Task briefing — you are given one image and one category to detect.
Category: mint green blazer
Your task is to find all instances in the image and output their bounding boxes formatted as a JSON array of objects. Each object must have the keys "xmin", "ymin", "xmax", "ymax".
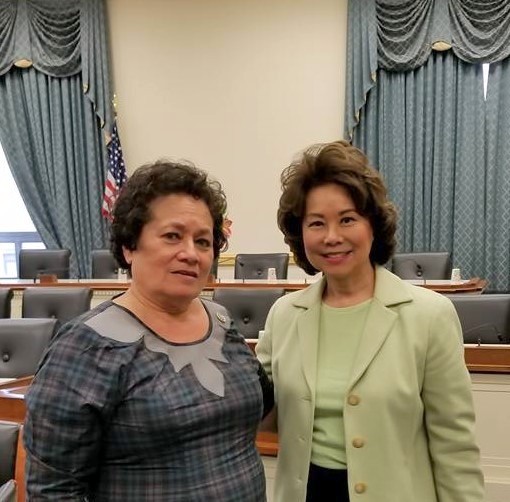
[{"xmin": 256, "ymin": 266, "xmax": 484, "ymax": 502}]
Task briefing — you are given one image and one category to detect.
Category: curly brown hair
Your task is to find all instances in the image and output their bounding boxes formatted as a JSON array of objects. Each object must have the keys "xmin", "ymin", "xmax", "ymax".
[
  {"xmin": 111, "ymin": 160, "xmax": 228, "ymax": 271},
  {"xmin": 278, "ymin": 140, "xmax": 397, "ymax": 275}
]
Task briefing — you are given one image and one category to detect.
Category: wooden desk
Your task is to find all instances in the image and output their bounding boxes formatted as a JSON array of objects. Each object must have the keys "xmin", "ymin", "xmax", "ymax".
[
  {"xmin": 408, "ymin": 277, "xmax": 488, "ymax": 294},
  {"xmin": 464, "ymin": 344, "xmax": 510, "ymax": 373},
  {"xmin": 0, "ymin": 277, "xmax": 488, "ymax": 294}
]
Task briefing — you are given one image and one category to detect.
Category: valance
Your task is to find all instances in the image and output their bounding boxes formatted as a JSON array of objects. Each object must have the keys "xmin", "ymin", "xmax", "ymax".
[
  {"xmin": 345, "ymin": 0, "xmax": 510, "ymax": 138},
  {"xmin": 377, "ymin": 0, "xmax": 510, "ymax": 71},
  {"xmin": 0, "ymin": 0, "xmax": 113, "ymax": 134}
]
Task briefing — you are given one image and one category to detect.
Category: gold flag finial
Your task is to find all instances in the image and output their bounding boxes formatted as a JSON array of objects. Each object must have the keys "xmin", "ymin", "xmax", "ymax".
[{"xmin": 112, "ymin": 94, "xmax": 118, "ymax": 115}]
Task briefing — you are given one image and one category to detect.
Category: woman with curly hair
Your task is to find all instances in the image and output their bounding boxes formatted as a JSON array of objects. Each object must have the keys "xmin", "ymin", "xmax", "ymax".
[{"xmin": 25, "ymin": 160, "xmax": 273, "ymax": 501}]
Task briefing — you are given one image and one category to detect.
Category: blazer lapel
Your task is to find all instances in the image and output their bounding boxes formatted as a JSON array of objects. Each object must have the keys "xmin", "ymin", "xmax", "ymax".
[
  {"xmin": 347, "ymin": 299, "xmax": 397, "ymax": 388},
  {"xmin": 348, "ymin": 267, "xmax": 413, "ymax": 389},
  {"xmin": 294, "ymin": 279, "xmax": 326, "ymax": 397}
]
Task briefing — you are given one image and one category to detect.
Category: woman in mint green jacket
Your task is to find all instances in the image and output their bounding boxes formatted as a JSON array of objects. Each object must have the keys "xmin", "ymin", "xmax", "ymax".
[{"xmin": 256, "ymin": 140, "xmax": 484, "ymax": 502}]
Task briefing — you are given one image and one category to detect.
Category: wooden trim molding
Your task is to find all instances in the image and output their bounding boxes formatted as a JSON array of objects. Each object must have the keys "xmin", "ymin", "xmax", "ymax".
[{"xmin": 464, "ymin": 345, "xmax": 510, "ymax": 373}]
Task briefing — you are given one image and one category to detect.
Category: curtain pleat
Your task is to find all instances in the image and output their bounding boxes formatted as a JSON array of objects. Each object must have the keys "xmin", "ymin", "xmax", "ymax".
[
  {"xmin": 0, "ymin": 68, "xmax": 109, "ymax": 277},
  {"xmin": 482, "ymin": 60, "xmax": 510, "ymax": 292}
]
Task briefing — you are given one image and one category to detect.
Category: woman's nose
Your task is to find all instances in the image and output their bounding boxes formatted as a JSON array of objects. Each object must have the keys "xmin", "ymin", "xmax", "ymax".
[
  {"xmin": 324, "ymin": 225, "xmax": 343, "ymax": 244},
  {"xmin": 177, "ymin": 239, "xmax": 199, "ymax": 262}
]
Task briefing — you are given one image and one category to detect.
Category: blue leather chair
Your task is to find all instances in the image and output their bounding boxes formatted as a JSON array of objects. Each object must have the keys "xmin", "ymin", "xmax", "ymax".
[
  {"xmin": 22, "ymin": 287, "xmax": 92, "ymax": 326},
  {"xmin": 91, "ymin": 249, "xmax": 119, "ymax": 279},
  {"xmin": 446, "ymin": 294, "xmax": 510, "ymax": 344},
  {"xmin": 391, "ymin": 252, "xmax": 452, "ymax": 280},
  {"xmin": 213, "ymin": 288, "xmax": 285, "ymax": 338},
  {"xmin": 0, "ymin": 421, "xmax": 19, "ymax": 502},
  {"xmin": 234, "ymin": 253, "xmax": 289, "ymax": 280},
  {"xmin": 18, "ymin": 249, "xmax": 71, "ymax": 279},
  {"xmin": 0, "ymin": 318, "xmax": 58, "ymax": 378},
  {"xmin": 0, "ymin": 290, "xmax": 13, "ymax": 319}
]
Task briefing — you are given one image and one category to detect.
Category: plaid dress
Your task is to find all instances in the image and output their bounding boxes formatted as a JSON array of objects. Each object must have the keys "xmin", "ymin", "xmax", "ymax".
[{"xmin": 24, "ymin": 300, "xmax": 267, "ymax": 501}]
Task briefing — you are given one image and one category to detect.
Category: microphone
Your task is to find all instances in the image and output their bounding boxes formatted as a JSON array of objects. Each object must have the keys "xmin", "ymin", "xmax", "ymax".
[
  {"xmin": 398, "ymin": 259, "xmax": 424, "ymax": 279},
  {"xmin": 464, "ymin": 324, "xmax": 502, "ymax": 344},
  {"xmin": 237, "ymin": 260, "xmax": 246, "ymax": 282}
]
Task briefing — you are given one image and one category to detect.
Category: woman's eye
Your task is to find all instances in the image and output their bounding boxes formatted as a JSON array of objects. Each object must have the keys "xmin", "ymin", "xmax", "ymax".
[
  {"xmin": 164, "ymin": 232, "xmax": 180, "ymax": 240},
  {"xmin": 196, "ymin": 238, "xmax": 212, "ymax": 248},
  {"xmin": 308, "ymin": 220, "xmax": 323, "ymax": 228},
  {"xmin": 341, "ymin": 216, "xmax": 356, "ymax": 225}
]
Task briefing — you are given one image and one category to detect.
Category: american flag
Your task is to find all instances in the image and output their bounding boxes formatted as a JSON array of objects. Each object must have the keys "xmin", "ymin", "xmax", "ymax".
[{"xmin": 101, "ymin": 121, "xmax": 127, "ymax": 220}]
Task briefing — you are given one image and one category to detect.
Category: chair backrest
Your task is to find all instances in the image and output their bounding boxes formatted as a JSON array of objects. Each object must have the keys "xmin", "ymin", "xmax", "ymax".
[
  {"xmin": 234, "ymin": 253, "xmax": 289, "ymax": 280},
  {"xmin": 212, "ymin": 288, "xmax": 285, "ymax": 338},
  {"xmin": 0, "ymin": 420, "xmax": 19, "ymax": 502},
  {"xmin": 0, "ymin": 290, "xmax": 13, "ymax": 319},
  {"xmin": 391, "ymin": 252, "xmax": 452, "ymax": 280},
  {"xmin": 0, "ymin": 318, "xmax": 58, "ymax": 378},
  {"xmin": 0, "ymin": 479, "xmax": 16, "ymax": 502},
  {"xmin": 22, "ymin": 287, "xmax": 92, "ymax": 325},
  {"xmin": 91, "ymin": 249, "xmax": 119, "ymax": 279},
  {"xmin": 446, "ymin": 294, "xmax": 510, "ymax": 344},
  {"xmin": 0, "ymin": 421, "xmax": 19, "ymax": 487},
  {"xmin": 18, "ymin": 249, "xmax": 71, "ymax": 279}
]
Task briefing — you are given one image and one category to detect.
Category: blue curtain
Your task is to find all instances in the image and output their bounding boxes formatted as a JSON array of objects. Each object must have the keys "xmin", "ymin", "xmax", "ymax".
[
  {"xmin": 353, "ymin": 51, "xmax": 497, "ymax": 286},
  {"xmin": 0, "ymin": 0, "xmax": 115, "ymax": 278},
  {"xmin": 347, "ymin": 0, "xmax": 510, "ymax": 292},
  {"xmin": 0, "ymin": 68, "xmax": 109, "ymax": 278},
  {"xmin": 483, "ymin": 60, "xmax": 510, "ymax": 292}
]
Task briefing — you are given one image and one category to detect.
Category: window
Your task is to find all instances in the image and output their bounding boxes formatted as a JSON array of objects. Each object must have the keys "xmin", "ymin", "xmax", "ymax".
[
  {"xmin": 483, "ymin": 63, "xmax": 490, "ymax": 100},
  {"xmin": 0, "ymin": 143, "xmax": 44, "ymax": 278}
]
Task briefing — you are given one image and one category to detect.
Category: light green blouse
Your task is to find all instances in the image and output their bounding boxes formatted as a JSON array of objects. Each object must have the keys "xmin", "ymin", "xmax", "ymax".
[{"xmin": 311, "ymin": 299, "xmax": 372, "ymax": 469}]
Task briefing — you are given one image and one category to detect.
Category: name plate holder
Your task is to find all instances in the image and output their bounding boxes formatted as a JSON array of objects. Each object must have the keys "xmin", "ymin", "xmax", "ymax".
[{"xmin": 37, "ymin": 274, "xmax": 58, "ymax": 284}]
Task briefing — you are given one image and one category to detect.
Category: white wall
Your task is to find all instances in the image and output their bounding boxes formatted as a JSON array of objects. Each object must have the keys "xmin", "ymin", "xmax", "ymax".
[{"xmin": 106, "ymin": 0, "xmax": 348, "ymax": 254}]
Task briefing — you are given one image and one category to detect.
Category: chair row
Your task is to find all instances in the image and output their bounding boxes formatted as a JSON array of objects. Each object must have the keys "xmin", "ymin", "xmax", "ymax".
[
  {"xmin": 18, "ymin": 249, "xmax": 292, "ymax": 280},
  {"xmin": 3, "ymin": 284, "xmax": 506, "ymax": 346},
  {"xmin": 14, "ymin": 249, "xmax": 470, "ymax": 282},
  {"xmin": 234, "ymin": 251, "xmax": 452, "ymax": 281},
  {"xmin": 0, "ymin": 287, "xmax": 92, "ymax": 326},
  {"xmin": 0, "ymin": 287, "xmax": 282, "ymax": 379},
  {"xmin": 213, "ymin": 288, "xmax": 510, "ymax": 344},
  {"xmin": 0, "ymin": 292, "xmax": 505, "ymax": 379},
  {"xmin": 17, "ymin": 249, "xmax": 120, "ymax": 280},
  {"xmin": 0, "ymin": 284, "xmax": 280, "ymax": 341},
  {"xmin": 2, "ymin": 285, "xmax": 285, "ymax": 378},
  {"xmin": 90, "ymin": 250, "xmax": 291, "ymax": 280}
]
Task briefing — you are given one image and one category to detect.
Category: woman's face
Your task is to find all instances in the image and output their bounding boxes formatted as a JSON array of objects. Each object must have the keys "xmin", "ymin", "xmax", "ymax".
[
  {"xmin": 302, "ymin": 183, "xmax": 374, "ymax": 283},
  {"xmin": 123, "ymin": 193, "xmax": 214, "ymax": 308}
]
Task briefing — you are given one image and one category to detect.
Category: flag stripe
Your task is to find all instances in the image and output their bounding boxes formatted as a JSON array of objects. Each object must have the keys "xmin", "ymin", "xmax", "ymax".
[{"xmin": 102, "ymin": 122, "xmax": 127, "ymax": 220}]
